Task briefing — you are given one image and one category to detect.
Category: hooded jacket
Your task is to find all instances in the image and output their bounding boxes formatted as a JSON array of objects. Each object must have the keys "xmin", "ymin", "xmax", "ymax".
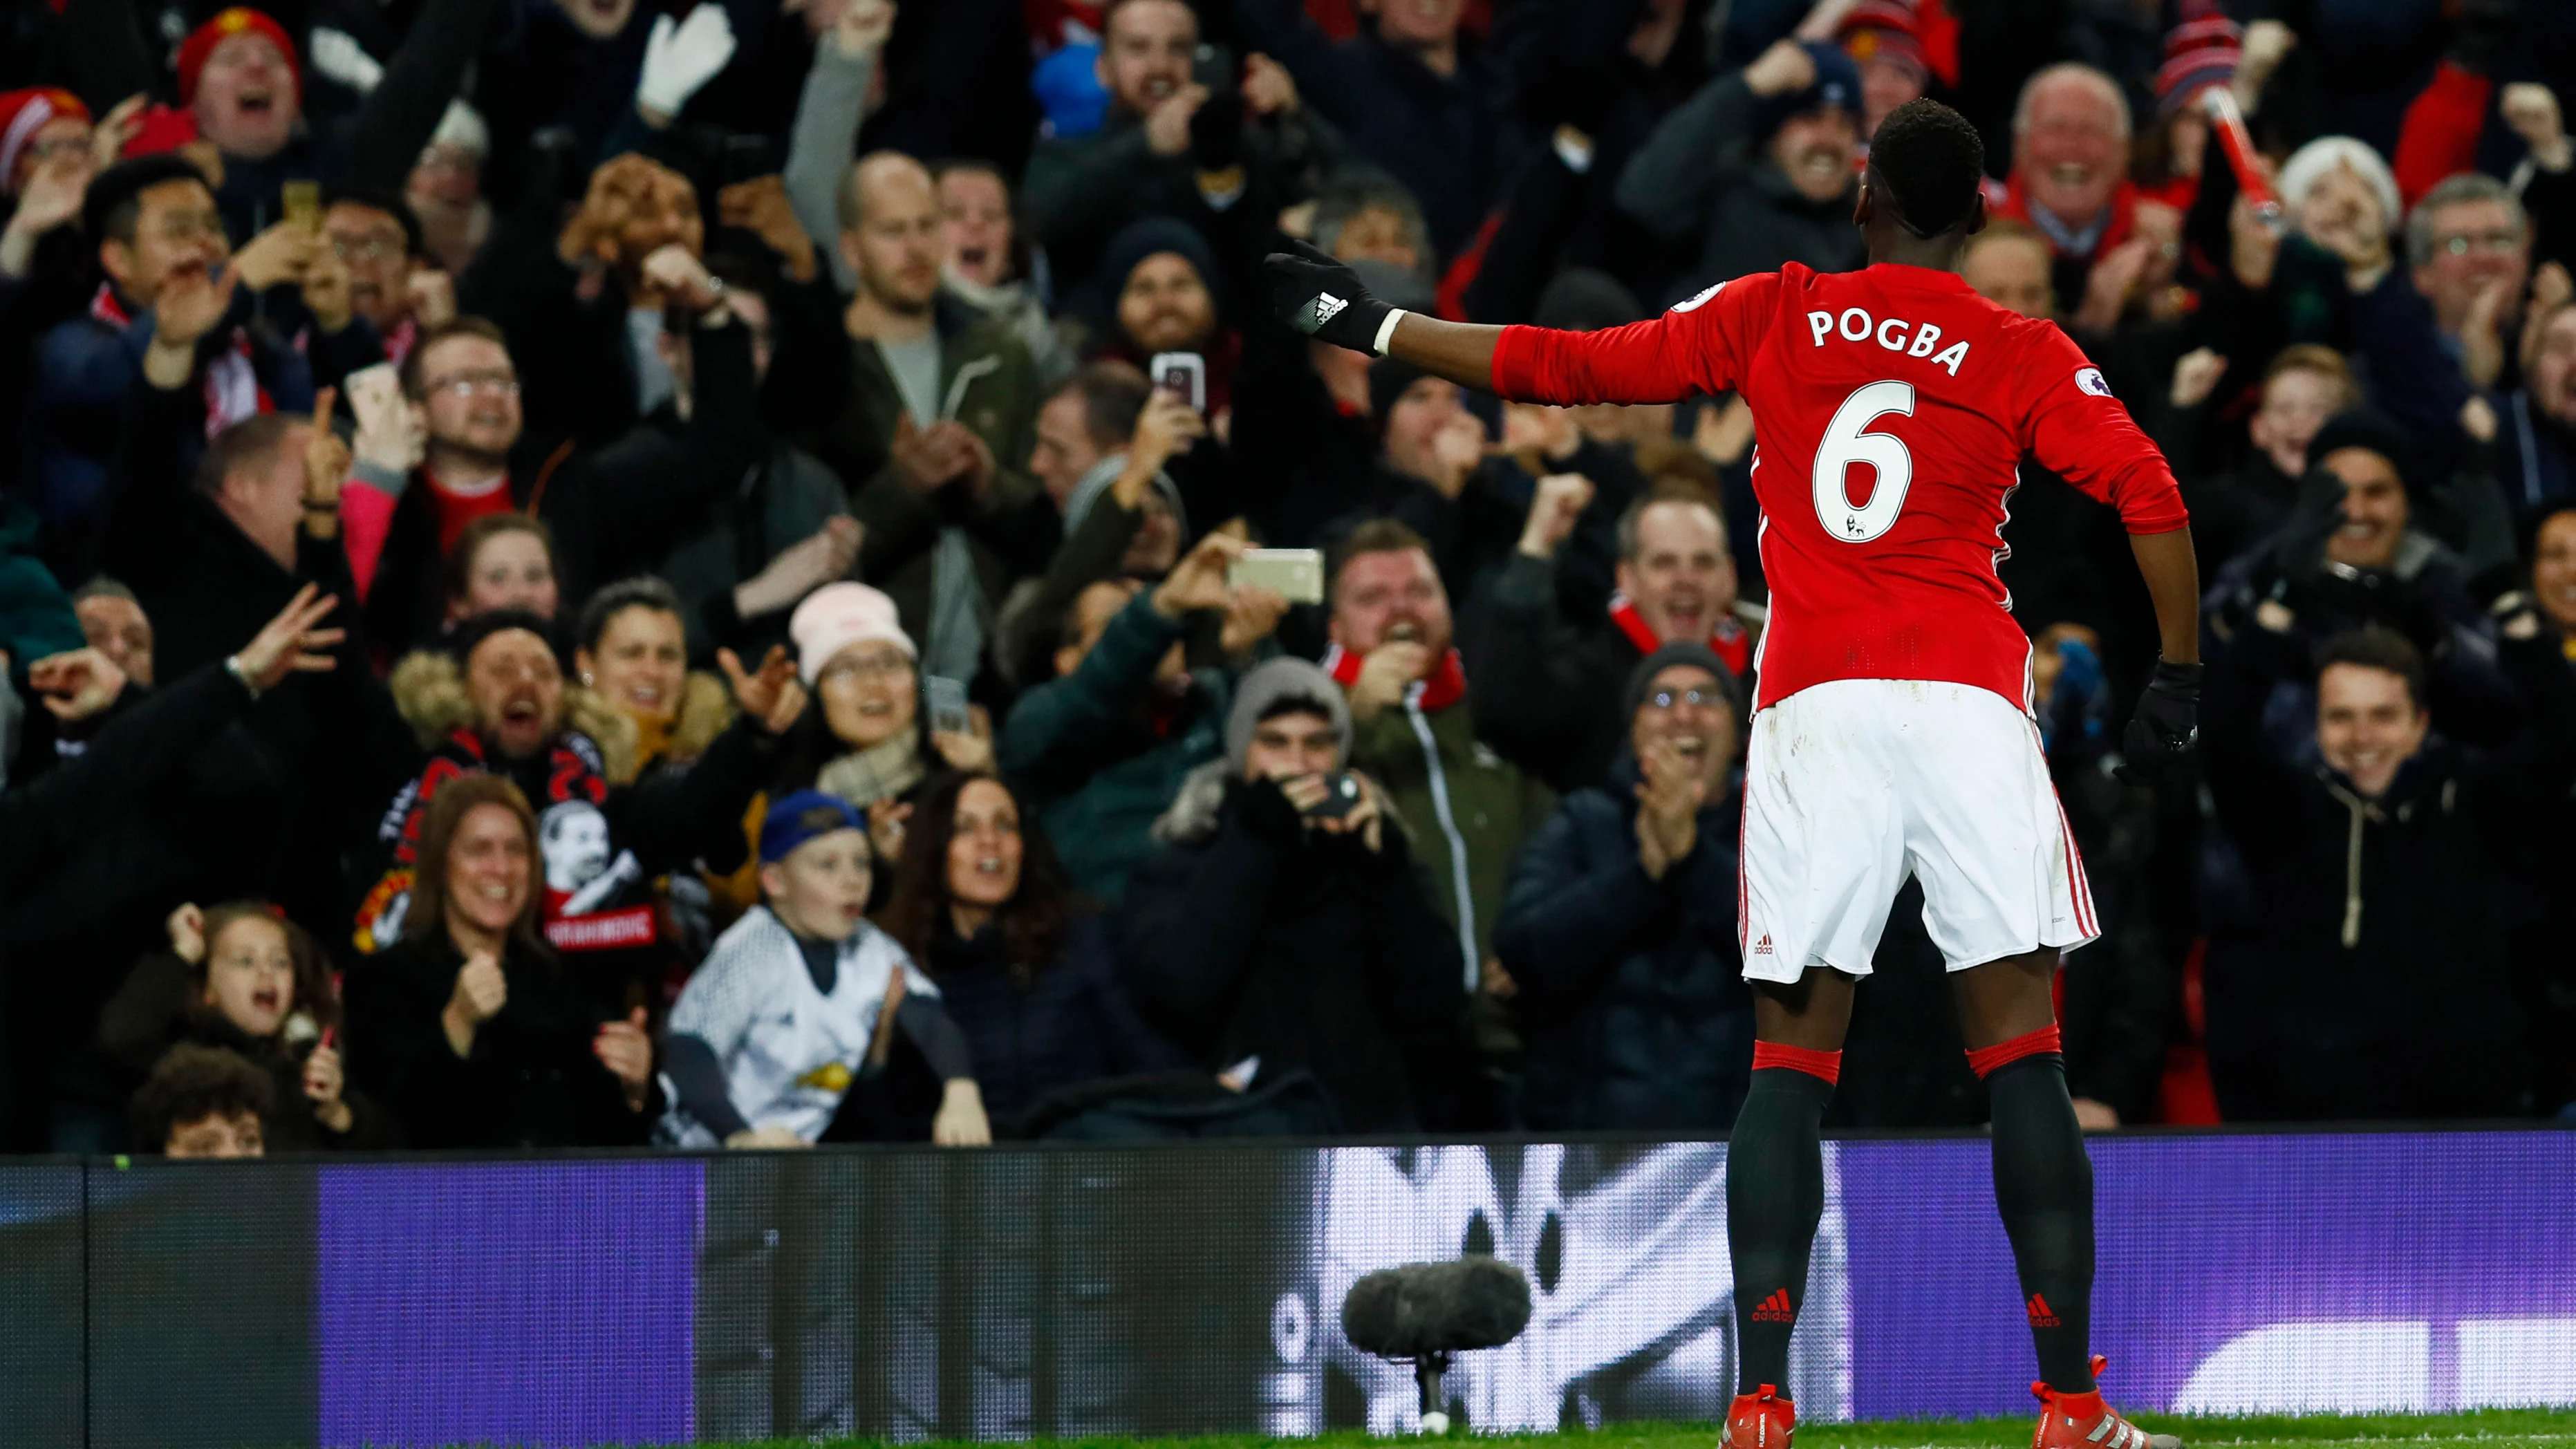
[{"xmin": 2199, "ymin": 624, "xmax": 2574, "ymax": 1121}]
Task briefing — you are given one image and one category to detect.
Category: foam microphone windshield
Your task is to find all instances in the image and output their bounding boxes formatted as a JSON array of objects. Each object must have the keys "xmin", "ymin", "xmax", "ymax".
[{"xmin": 1341, "ymin": 1255, "xmax": 1533, "ymax": 1359}]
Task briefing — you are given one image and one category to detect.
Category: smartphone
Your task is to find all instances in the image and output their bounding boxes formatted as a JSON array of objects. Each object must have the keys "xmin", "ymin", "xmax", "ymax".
[
  {"xmin": 1191, "ymin": 41, "xmax": 1238, "ymax": 94},
  {"xmin": 282, "ymin": 179, "xmax": 321, "ymax": 231},
  {"xmin": 1148, "ymin": 350, "xmax": 1206, "ymax": 413},
  {"xmin": 1227, "ymin": 548, "xmax": 1325, "ymax": 604},
  {"xmin": 1303, "ymin": 772, "xmax": 1363, "ymax": 820},
  {"xmin": 924, "ymin": 675, "xmax": 971, "ymax": 737}
]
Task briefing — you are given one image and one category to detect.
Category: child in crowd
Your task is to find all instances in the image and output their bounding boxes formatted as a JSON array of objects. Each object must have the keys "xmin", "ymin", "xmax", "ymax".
[
  {"xmin": 660, "ymin": 792, "xmax": 991, "ymax": 1148},
  {"xmin": 103, "ymin": 903, "xmax": 394, "ymax": 1151},
  {"xmin": 128, "ymin": 1044, "xmax": 274, "ymax": 1158}
]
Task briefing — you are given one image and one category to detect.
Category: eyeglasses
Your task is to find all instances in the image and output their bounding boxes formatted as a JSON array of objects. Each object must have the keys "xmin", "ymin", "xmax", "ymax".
[
  {"xmin": 152, "ymin": 213, "xmax": 228, "ymax": 245},
  {"xmin": 2438, "ymin": 230, "xmax": 2523, "ymax": 258},
  {"xmin": 328, "ymin": 235, "xmax": 404, "ymax": 261},
  {"xmin": 427, "ymin": 372, "xmax": 520, "ymax": 399},
  {"xmin": 819, "ymin": 653, "xmax": 913, "ymax": 686},
  {"xmin": 1645, "ymin": 688, "xmax": 1720, "ymax": 711}
]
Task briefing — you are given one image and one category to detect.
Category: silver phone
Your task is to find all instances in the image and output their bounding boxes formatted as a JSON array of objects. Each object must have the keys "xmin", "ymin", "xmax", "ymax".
[{"xmin": 1228, "ymin": 548, "xmax": 1325, "ymax": 604}]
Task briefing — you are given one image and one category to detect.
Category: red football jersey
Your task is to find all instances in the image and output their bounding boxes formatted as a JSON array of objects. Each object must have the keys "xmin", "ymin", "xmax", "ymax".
[{"xmin": 1492, "ymin": 261, "xmax": 2187, "ymax": 713}]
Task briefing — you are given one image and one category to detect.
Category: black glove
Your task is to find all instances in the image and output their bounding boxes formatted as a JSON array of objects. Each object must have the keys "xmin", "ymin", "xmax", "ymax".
[
  {"xmin": 2271, "ymin": 465, "xmax": 2349, "ymax": 577},
  {"xmin": 2114, "ymin": 658, "xmax": 2203, "ymax": 787},
  {"xmin": 1263, "ymin": 237, "xmax": 1393, "ymax": 353}
]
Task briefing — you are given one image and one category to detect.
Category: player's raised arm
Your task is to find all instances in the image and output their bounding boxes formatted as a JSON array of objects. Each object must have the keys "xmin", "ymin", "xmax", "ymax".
[{"xmin": 1262, "ymin": 239, "xmax": 1735, "ymax": 405}]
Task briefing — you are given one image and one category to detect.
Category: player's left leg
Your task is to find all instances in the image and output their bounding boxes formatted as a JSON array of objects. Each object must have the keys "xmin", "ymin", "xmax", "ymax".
[{"xmin": 1954, "ymin": 953, "xmax": 2178, "ymax": 1449}]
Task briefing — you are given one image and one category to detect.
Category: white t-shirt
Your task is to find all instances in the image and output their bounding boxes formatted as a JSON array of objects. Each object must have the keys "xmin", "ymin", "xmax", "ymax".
[{"xmin": 658, "ymin": 908, "xmax": 935, "ymax": 1146}]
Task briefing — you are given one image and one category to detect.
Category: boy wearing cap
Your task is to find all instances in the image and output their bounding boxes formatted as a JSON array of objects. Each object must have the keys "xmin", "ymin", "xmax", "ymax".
[{"xmin": 661, "ymin": 790, "xmax": 990, "ymax": 1148}]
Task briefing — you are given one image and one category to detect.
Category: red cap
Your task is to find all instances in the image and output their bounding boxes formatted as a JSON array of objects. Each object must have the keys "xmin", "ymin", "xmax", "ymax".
[
  {"xmin": 0, "ymin": 87, "xmax": 88, "ymax": 195},
  {"xmin": 177, "ymin": 7, "xmax": 301, "ymax": 109},
  {"xmin": 1837, "ymin": 0, "xmax": 1928, "ymax": 77}
]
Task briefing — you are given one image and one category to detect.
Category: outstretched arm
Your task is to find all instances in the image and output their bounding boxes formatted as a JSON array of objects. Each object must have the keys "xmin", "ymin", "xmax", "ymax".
[{"xmin": 1264, "ymin": 240, "xmax": 1753, "ymax": 403}]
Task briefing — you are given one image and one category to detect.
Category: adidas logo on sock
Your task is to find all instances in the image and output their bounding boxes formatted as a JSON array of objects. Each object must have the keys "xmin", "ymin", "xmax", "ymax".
[
  {"xmin": 1750, "ymin": 1289, "xmax": 1795, "ymax": 1323},
  {"xmin": 2027, "ymin": 1293, "xmax": 2062, "ymax": 1328},
  {"xmin": 1313, "ymin": 292, "xmax": 1349, "ymax": 324}
]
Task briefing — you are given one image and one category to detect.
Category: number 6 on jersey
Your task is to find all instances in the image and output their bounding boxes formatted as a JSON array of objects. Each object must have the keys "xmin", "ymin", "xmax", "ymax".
[{"xmin": 1813, "ymin": 380, "xmax": 1916, "ymax": 542}]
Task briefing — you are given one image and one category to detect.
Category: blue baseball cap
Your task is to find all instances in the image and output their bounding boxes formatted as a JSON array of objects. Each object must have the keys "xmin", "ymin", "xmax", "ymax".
[{"xmin": 760, "ymin": 790, "xmax": 866, "ymax": 865}]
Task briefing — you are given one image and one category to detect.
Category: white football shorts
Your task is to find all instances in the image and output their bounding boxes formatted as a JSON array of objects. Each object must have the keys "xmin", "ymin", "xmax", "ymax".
[{"xmin": 1737, "ymin": 677, "xmax": 2098, "ymax": 982}]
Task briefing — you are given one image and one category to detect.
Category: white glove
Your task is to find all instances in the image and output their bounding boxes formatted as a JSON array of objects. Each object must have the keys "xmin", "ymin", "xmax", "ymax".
[{"xmin": 637, "ymin": 4, "xmax": 738, "ymax": 121}]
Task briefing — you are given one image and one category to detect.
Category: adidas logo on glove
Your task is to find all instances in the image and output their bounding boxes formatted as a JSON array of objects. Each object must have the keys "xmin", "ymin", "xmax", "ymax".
[{"xmin": 1312, "ymin": 292, "xmax": 1348, "ymax": 325}]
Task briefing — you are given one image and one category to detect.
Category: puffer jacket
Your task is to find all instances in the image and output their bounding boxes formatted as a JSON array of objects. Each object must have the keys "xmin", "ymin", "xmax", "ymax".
[
  {"xmin": 2200, "ymin": 624, "xmax": 2575, "ymax": 1121},
  {"xmin": 1492, "ymin": 752, "xmax": 1752, "ymax": 1130}
]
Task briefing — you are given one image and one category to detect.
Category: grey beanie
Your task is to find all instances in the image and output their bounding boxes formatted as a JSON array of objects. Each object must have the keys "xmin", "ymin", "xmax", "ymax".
[
  {"xmin": 1624, "ymin": 641, "xmax": 1744, "ymax": 720},
  {"xmin": 1226, "ymin": 657, "xmax": 1352, "ymax": 770}
]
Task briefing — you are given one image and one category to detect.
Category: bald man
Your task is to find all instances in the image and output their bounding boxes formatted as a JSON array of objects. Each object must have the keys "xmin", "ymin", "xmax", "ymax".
[{"xmin": 806, "ymin": 151, "xmax": 1045, "ymax": 686}]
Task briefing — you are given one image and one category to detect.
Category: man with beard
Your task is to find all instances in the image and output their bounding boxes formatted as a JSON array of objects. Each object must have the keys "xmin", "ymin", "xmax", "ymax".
[
  {"xmin": 1475, "ymin": 483, "xmax": 1762, "ymax": 792},
  {"xmin": 1618, "ymin": 38, "xmax": 1867, "ymax": 306},
  {"xmin": 789, "ymin": 151, "xmax": 1044, "ymax": 690},
  {"xmin": 355, "ymin": 609, "xmax": 805, "ymax": 1010},
  {"xmin": 1000, "ymin": 532, "xmax": 1286, "ymax": 902},
  {"xmin": 1324, "ymin": 519, "xmax": 1552, "ymax": 1029},
  {"xmin": 1993, "ymin": 64, "xmax": 2149, "ymax": 322}
]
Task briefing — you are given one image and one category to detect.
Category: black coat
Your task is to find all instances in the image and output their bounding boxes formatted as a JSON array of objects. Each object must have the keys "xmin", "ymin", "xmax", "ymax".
[
  {"xmin": 1493, "ymin": 755, "xmax": 1753, "ymax": 1131},
  {"xmin": 98, "ymin": 954, "xmax": 399, "ymax": 1152},
  {"xmin": 1120, "ymin": 770, "xmax": 1471, "ymax": 1132},
  {"xmin": 344, "ymin": 935, "xmax": 660, "ymax": 1149},
  {"xmin": 922, "ymin": 915, "xmax": 1184, "ymax": 1123},
  {"xmin": 2200, "ymin": 625, "xmax": 2575, "ymax": 1121}
]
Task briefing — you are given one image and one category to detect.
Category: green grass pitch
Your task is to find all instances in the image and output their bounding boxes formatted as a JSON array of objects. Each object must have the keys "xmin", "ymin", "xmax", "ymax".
[{"xmin": 682, "ymin": 1409, "xmax": 2576, "ymax": 1449}]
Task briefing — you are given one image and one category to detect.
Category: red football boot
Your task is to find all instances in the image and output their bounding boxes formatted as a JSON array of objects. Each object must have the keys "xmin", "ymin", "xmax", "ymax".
[
  {"xmin": 1721, "ymin": 1383, "xmax": 1795, "ymax": 1449},
  {"xmin": 2031, "ymin": 1356, "xmax": 2180, "ymax": 1449}
]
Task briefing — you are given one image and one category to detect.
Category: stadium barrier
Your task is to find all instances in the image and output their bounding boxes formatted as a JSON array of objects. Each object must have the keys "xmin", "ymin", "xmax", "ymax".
[{"xmin": 2, "ymin": 1128, "xmax": 2572, "ymax": 1448}]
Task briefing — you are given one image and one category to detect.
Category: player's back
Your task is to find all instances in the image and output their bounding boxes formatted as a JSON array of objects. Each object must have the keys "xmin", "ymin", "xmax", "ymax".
[{"xmin": 1726, "ymin": 262, "xmax": 2144, "ymax": 714}]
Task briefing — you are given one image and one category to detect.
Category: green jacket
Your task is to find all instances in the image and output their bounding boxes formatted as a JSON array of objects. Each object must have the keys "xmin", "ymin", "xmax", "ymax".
[
  {"xmin": 999, "ymin": 590, "xmax": 1231, "ymax": 904},
  {"xmin": 800, "ymin": 297, "xmax": 1049, "ymax": 657},
  {"xmin": 1347, "ymin": 691, "xmax": 1554, "ymax": 987},
  {"xmin": 0, "ymin": 498, "xmax": 81, "ymax": 671}
]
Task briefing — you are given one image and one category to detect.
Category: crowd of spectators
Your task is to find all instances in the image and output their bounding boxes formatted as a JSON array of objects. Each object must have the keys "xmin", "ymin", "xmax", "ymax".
[{"xmin": 3, "ymin": 0, "xmax": 2573, "ymax": 1156}]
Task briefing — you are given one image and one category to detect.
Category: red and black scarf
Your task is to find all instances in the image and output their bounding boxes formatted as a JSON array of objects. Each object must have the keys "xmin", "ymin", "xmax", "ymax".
[{"xmin": 354, "ymin": 729, "xmax": 655, "ymax": 955}]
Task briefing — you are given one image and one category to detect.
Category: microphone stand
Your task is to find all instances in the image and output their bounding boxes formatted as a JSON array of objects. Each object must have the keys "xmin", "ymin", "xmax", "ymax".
[{"xmin": 1414, "ymin": 1350, "xmax": 1453, "ymax": 1434}]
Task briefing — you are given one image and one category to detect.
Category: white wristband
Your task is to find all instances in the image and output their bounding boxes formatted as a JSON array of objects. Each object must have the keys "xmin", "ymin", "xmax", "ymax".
[{"xmin": 1373, "ymin": 308, "xmax": 1407, "ymax": 357}]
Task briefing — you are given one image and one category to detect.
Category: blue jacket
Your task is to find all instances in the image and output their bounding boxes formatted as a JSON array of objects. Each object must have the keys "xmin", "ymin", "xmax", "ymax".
[
  {"xmin": 1494, "ymin": 754, "xmax": 1753, "ymax": 1131},
  {"xmin": 26, "ymin": 286, "xmax": 316, "ymax": 551},
  {"xmin": 925, "ymin": 915, "xmax": 1186, "ymax": 1123}
]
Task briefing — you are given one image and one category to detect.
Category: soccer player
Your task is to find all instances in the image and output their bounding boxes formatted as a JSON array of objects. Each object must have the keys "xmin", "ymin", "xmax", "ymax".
[{"xmin": 1266, "ymin": 99, "xmax": 2197, "ymax": 1449}]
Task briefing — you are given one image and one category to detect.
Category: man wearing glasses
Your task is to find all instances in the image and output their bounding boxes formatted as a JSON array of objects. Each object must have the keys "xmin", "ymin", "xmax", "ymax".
[
  {"xmin": 319, "ymin": 186, "xmax": 456, "ymax": 371},
  {"xmin": 2405, "ymin": 173, "xmax": 2534, "ymax": 391},
  {"xmin": 1494, "ymin": 640, "xmax": 1755, "ymax": 1132}
]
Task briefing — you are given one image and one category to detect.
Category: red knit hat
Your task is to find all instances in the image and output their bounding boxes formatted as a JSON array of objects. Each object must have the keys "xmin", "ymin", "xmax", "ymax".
[
  {"xmin": 2154, "ymin": 0, "xmax": 2241, "ymax": 117},
  {"xmin": 177, "ymin": 8, "xmax": 301, "ymax": 109},
  {"xmin": 0, "ymin": 87, "xmax": 88, "ymax": 196},
  {"xmin": 120, "ymin": 104, "xmax": 202, "ymax": 159}
]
